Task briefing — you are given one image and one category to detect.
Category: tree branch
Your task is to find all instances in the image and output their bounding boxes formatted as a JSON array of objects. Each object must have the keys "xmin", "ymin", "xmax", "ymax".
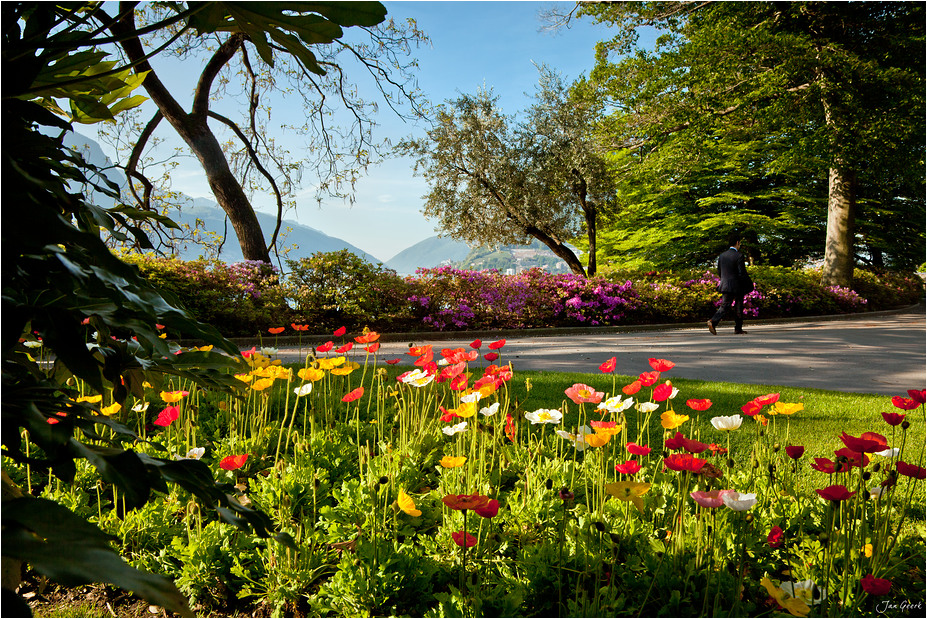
[{"xmin": 192, "ymin": 33, "xmax": 247, "ymax": 118}]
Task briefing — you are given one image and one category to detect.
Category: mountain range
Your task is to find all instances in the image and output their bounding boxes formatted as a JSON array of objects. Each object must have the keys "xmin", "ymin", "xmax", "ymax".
[{"xmin": 63, "ymin": 131, "xmax": 569, "ymax": 275}]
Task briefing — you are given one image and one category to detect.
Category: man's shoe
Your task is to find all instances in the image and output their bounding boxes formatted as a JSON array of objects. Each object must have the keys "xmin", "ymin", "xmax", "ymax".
[
  {"xmin": 707, "ymin": 320, "xmax": 716, "ymax": 335},
  {"xmin": 734, "ymin": 330, "xmax": 748, "ymax": 334}
]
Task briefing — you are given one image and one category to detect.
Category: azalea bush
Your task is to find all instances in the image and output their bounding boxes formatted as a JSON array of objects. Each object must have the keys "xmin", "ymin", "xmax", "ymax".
[{"xmin": 10, "ymin": 328, "xmax": 925, "ymax": 617}]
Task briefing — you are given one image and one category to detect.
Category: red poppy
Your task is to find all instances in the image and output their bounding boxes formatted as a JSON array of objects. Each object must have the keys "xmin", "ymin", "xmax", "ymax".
[
  {"xmin": 470, "ymin": 339, "xmax": 482, "ymax": 349},
  {"xmin": 385, "ymin": 358, "xmax": 401, "ymax": 365},
  {"xmin": 707, "ymin": 443, "xmax": 728, "ymax": 456},
  {"xmin": 881, "ymin": 411, "xmax": 906, "ymax": 426},
  {"xmin": 685, "ymin": 399, "xmax": 712, "ymax": 412},
  {"xmin": 47, "ymin": 412, "xmax": 68, "ymax": 425},
  {"xmin": 590, "ymin": 420, "xmax": 617, "ymax": 431},
  {"xmin": 241, "ymin": 346, "xmax": 257, "ymax": 358},
  {"xmin": 505, "ymin": 413, "xmax": 516, "ymax": 443},
  {"xmin": 317, "ymin": 341, "xmax": 334, "ymax": 353},
  {"xmin": 599, "ymin": 357, "xmax": 617, "ymax": 373},
  {"xmin": 474, "ymin": 498, "xmax": 500, "ymax": 519},
  {"xmin": 414, "ymin": 350, "xmax": 434, "ymax": 366},
  {"xmin": 648, "ymin": 358, "xmax": 675, "ymax": 372},
  {"xmin": 815, "ymin": 484, "xmax": 856, "ymax": 502},
  {"xmin": 622, "ymin": 380, "xmax": 642, "ymax": 395},
  {"xmin": 754, "ymin": 393, "xmax": 780, "ymax": 406},
  {"xmin": 443, "ymin": 493, "xmax": 491, "ymax": 511},
  {"xmin": 891, "ymin": 396, "xmax": 920, "ymax": 410},
  {"xmin": 639, "ymin": 371, "xmax": 660, "ymax": 386},
  {"xmin": 834, "ymin": 447, "xmax": 870, "ymax": 469},
  {"xmin": 839, "ymin": 431, "xmax": 887, "ymax": 454},
  {"xmin": 155, "ymin": 323, "xmax": 165, "ymax": 330},
  {"xmin": 767, "ymin": 525, "xmax": 783, "ymax": 548},
  {"xmin": 741, "ymin": 400, "xmax": 762, "ymax": 417},
  {"xmin": 365, "ymin": 342, "xmax": 380, "ymax": 353},
  {"xmin": 439, "ymin": 407, "xmax": 460, "ymax": 423},
  {"xmin": 860, "ymin": 574, "xmax": 891, "ymax": 596},
  {"xmin": 153, "ymin": 405, "xmax": 179, "ymax": 427},
  {"xmin": 908, "ymin": 389, "xmax": 926, "ymax": 404},
  {"xmin": 785, "ymin": 445, "xmax": 805, "ymax": 460},
  {"xmin": 484, "ymin": 352, "xmax": 499, "ymax": 362},
  {"xmin": 653, "ymin": 382, "xmax": 674, "ymax": 402},
  {"xmin": 663, "ymin": 453, "xmax": 707, "ymax": 473},
  {"xmin": 451, "ymin": 530, "xmax": 478, "ymax": 548},
  {"xmin": 811, "ymin": 458, "xmax": 837, "ymax": 474},
  {"xmin": 665, "ymin": 432, "xmax": 709, "ymax": 454},
  {"xmin": 488, "ymin": 339, "xmax": 506, "ymax": 350},
  {"xmin": 268, "ymin": 327, "xmax": 285, "ymax": 334},
  {"xmin": 342, "ymin": 387, "xmax": 364, "ymax": 402},
  {"xmin": 626, "ymin": 442, "xmax": 651, "ymax": 456},
  {"xmin": 291, "ymin": 323, "xmax": 309, "ymax": 331},
  {"xmin": 896, "ymin": 460, "xmax": 927, "ymax": 479},
  {"xmin": 333, "ymin": 326, "xmax": 347, "ymax": 337},
  {"xmin": 220, "ymin": 454, "xmax": 249, "ymax": 471},
  {"xmin": 335, "ymin": 342, "xmax": 354, "ymax": 354},
  {"xmin": 355, "ymin": 331, "xmax": 380, "ymax": 344},
  {"xmin": 450, "ymin": 374, "xmax": 468, "ymax": 391},
  {"xmin": 615, "ymin": 461, "xmax": 642, "ymax": 475}
]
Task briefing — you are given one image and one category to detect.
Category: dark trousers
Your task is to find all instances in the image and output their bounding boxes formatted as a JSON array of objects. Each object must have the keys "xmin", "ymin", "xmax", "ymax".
[{"xmin": 711, "ymin": 292, "xmax": 745, "ymax": 331}]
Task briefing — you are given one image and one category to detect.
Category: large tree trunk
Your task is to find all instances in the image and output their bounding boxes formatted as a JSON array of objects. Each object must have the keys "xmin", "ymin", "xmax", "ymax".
[
  {"xmin": 111, "ymin": 8, "xmax": 271, "ymax": 263},
  {"xmin": 571, "ymin": 168, "xmax": 597, "ymax": 276},
  {"xmin": 524, "ymin": 224, "xmax": 587, "ymax": 276},
  {"xmin": 821, "ymin": 164, "xmax": 856, "ymax": 288}
]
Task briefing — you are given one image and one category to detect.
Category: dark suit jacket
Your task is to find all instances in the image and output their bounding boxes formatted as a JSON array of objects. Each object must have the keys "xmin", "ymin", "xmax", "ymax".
[{"xmin": 716, "ymin": 247, "xmax": 753, "ymax": 295}]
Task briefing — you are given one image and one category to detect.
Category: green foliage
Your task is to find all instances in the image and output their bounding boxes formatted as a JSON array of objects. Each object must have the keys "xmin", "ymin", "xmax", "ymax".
[{"xmin": 285, "ymin": 249, "xmax": 417, "ymax": 332}]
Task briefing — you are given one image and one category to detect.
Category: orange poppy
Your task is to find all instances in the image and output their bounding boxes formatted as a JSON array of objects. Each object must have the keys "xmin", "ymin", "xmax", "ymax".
[
  {"xmin": 686, "ymin": 399, "xmax": 712, "ymax": 412},
  {"xmin": 268, "ymin": 327, "xmax": 285, "ymax": 334},
  {"xmin": 355, "ymin": 331, "xmax": 380, "ymax": 344},
  {"xmin": 364, "ymin": 342, "xmax": 380, "ymax": 353},
  {"xmin": 220, "ymin": 454, "xmax": 249, "ymax": 470},
  {"xmin": 622, "ymin": 380, "xmax": 642, "ymax": 395},
  {"xmin": 442, "ymin": 493, "xmax": 490, "ymax": 511}
]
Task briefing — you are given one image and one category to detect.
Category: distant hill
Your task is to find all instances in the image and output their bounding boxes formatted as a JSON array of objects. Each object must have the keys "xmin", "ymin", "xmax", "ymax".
[
  {"xmin": 385, "ymin": 235, "xmax": 472, "ymax": 275},
  {"xmin": 169, "ymin": 199, "xmax": 383, "ymax": 265},
  {"xmin": 61, "ymin": 131, "xmax": 383, "ymax": 265}
]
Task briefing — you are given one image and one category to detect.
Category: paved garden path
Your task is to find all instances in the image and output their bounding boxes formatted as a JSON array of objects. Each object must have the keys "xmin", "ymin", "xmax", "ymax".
[{"xmin": 274, "ymin": 306, "xmax": 925, "ymax": 397}]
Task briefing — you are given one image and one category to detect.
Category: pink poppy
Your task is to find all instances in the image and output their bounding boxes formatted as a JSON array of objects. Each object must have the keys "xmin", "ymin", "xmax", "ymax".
[{"xmin": 689, "ymin": 490, "xmax": 731, "ymax": 508}]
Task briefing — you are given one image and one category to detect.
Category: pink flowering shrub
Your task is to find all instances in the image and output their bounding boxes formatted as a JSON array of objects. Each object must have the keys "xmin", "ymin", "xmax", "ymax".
[{"xmin": 122, "ymin": 252, "xmax": 923, "ymax": 336}]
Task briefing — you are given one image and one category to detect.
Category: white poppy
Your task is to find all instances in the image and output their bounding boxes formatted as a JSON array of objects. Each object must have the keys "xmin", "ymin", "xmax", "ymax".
[
  {"xmin": 442, "ymin": 421, "xmax": 468, "ymax": 436},
  {"xmin": 525, "ymin": 408, "xmax": 563, "ymax": 425},
  {"xmin": 710, "ymin": 414, "xmax": 743, "ymax": 431},
  {"xmin": 293, "ymin": 383, "xmax": 313, "ymax": 397}
]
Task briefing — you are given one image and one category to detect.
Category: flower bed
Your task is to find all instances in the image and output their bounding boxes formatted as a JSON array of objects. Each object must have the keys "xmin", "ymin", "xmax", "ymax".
[
  {"xmin": 121, "ymin": 252, "xmax": 925, "ymax": 337},
  {"xmin": 10, "ymin": 330, "xmax": 925, "ymax": 617}
]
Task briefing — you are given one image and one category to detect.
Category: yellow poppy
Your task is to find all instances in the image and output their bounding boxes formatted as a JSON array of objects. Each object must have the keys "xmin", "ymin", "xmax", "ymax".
[
  {"xmin": 772, "ymin": 402, "xmax": 804, "ymax": 416},
  {"xmin": 196, "ymin": 345, "xmax": 214, "ymax": 352},
  {"xmin": 439, "ymin": 455, "xmax": 467, "ymax": 468},
  {"xmin": 330, "ymin": 366, "xmax": 355, "ymax": 376},
  {"xmin": 251, "ymin": 378, "xmax": 274, "ymax": 391},
  {"xmin": 298, "ymin": 367, "xmax": 325, "ymax": 382},
  {"xmin": 160, "ymin": 390, "xmax": 189, "ymax": 403},
  {"xmin": 660, "ymin": 410, "xmax": 689, "ymax": 430},
  {"xmin": 760, "ymin": 577, "xmax": 810, "ymax": 617},
  {"xmin": 604, "ymin": 481, "xmax": 651, "ymax": 513},
  {"xmin": 454, "ymin": 402, "xmax": 478, "ymax": 418},
  {"xmin": 100, "ymin": 403, "xmax": 122, "ymax": 417},
  {"xmin": 397, "ymin": 489, "xmax": 422, "ymax": 517},
  {"xmin": 234, "ymin": 373, "xmax": 254, "ymax": 382},
  {"xmin": 75, "ymin": 395, "xmax": 102, "ymax": 404}
]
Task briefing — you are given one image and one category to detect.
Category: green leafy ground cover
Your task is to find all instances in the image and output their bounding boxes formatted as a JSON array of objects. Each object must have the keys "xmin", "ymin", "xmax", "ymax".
[{"xmin": 10, "ymin": 340, "xmax": 925, "ymax": 618}]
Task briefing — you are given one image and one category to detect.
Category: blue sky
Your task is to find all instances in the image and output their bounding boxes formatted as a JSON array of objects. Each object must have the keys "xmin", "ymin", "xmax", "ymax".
[{"xmin": 98, "ymin": 1, "xmax": 631, "ymax": 262}]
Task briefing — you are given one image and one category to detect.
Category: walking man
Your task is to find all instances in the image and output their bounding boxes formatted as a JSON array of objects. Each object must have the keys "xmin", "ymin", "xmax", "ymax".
[{"xmin": 707, "ymin": 232, "xmax": 753, "ymax": 335}]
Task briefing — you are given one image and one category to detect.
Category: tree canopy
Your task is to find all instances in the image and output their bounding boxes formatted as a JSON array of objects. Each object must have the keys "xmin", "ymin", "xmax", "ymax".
[
  {"xmin": 580, "ymin": 1, "xmax": 925, "ymax": 280},
  {"xmin": 400, "ymin": 68, "xmax": 615, "ymax": 277}
]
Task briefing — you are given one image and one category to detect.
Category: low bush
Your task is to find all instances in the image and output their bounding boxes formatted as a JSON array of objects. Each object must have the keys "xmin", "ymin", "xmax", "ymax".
[{"xmin": 120, "ymin": 251, "xmax": 924, "ymax": 336}]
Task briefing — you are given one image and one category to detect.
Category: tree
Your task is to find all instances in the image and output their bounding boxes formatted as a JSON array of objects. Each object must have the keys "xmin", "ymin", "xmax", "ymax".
[
  {"xmin": 2, "ymin": 3, "xmax": 294, "ymax": 613},
  {"xmin": 581, "ymin": 1, "xmax": 925, "ymax": 283},
  {"xmin": 400, "ymin": 69, "xmax": 616, "ymax": 277},
  {"xmin": 104, "ymin": 1, "xmax": 425, "ymax": 263}
]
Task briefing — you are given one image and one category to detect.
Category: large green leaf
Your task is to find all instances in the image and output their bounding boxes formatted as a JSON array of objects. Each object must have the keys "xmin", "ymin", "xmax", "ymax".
[{"xmin": 2, "ymin": 497, "xmax": 191, "ymax": 616}]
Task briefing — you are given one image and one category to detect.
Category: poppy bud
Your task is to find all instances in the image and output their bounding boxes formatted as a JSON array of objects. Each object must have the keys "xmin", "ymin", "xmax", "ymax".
[
  {"xmin": 593, "ymin": 521, "xmax": 606, "ymax": 532},
  {"xmin": 397, "ymin": 534, "xmax": 405, "ymax": 543},
  {"xmin": 559, "ymin": 487, "xmax": 574, "ymax": 501},
  {"xmin": 727, "ymin": 458, "xmax": 735, "ymax": 468},
  {"xmin": 889, "ymin": 469, "xmax": 898, "ymax": 478},
  {"xmin": 873, "ymin": 462, "xmax": 881, "ymax": 473},
  {"xmin": 753, "ymin": 460, "xmax": 759, "ymax": 469},
  {"xmin": 314, "ymin": 478, "xmax": 321, "ymax": 489},
  {"xmin": 745, "ymin": 513, "xmax": 754, "ymax": 523},
  {"xmin": 545, "ymin": 478, "xmax": 553, "ymax": 490},
  {"xmin": 378, "ymin": 476, "xmax": 389, "ymax": 486},
  {"xmin": 768, "ymin": 463, "xmax": 776, "ymax": 474},
  {"xmin": 836, "ymin": 455, "xmax": 848, "ymax": 463},
  {"xmin": 759, "ymin": 431, "xmax": 765, "ymax": 437},
  {"xmin": 901, "ymin": 420, "xmax": 910, "ymax": 430},
  {"xmin": 862, "ymin": 471, "xmax": 871, "ymax": 481},
  {"xmin": 773, "ymin": 443, "xmax": 780, "ymax": 452}
]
